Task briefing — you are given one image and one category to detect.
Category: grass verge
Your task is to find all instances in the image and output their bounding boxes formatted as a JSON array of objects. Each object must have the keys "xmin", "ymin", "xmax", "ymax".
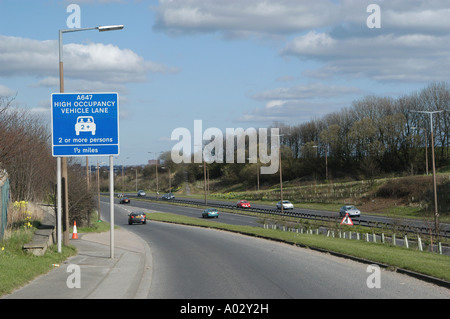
[
  {"xmin": 148, "ymin": 212, "xmax": 450, "ymax": 283},
  {"xmin": 0, "ymin": 228, "xmax": 77, "ymax": 297}
]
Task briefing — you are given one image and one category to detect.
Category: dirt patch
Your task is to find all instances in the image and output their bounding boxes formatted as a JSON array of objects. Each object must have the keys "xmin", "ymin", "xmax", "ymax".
[
  {"xmin": 365, "ymin": 175, "xmax": 449, "ymax": 215},
  {"xmin": 358, "ymin": 198, "xmax": 407, "ymax": 214}
]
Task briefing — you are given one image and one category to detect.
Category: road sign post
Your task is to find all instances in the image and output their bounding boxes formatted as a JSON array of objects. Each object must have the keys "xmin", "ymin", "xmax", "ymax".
[{"xmin": 52, "ymin": 92, "xmax": 119, "ymax": 258}]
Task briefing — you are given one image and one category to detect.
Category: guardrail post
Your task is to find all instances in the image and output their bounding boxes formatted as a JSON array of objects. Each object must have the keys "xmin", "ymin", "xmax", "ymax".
[
  {"xmin": 418, "ymin": 236, "xmax": 423, "ymax": 251},
  {"xmin": 404, "ymin": 235, "xmax": 409, "ymax": 249}
]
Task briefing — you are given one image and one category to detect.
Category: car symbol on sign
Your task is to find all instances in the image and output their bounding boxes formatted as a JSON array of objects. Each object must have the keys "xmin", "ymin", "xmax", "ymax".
[{"xmin": 75, "ymin": 116, "xmax": 96, "ymax": 136}]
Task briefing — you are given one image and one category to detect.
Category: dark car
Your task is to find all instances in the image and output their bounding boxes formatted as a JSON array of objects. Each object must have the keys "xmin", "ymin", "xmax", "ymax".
[
  {"xmin": 120, "ymin": 197, "xmax": 130, "ymax": 204},
  {"xmin": 162, "ymin": 193, "xmax": 175, "ymax": 200},
  {"xmin": 202, "ymin": 208, "xmax": 219, "ymax": 218},
  {"xmin": 128, "ymin": 212, "xmax": 147, "ymax": 225}
]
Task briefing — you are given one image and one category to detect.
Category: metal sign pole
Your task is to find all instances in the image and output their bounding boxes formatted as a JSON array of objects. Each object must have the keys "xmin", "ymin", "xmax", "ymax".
[
  {"xmin": 57, "ymin": 157, "xmax": 62, "ymax": 253},
  {"xmin": 110, "ymin": 155, "xmax": 114, "ymax": 259}
]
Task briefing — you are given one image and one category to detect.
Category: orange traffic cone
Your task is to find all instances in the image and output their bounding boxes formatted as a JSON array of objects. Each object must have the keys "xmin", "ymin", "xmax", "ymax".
[{"xmin": 72, "ymin": 221, "xmax": 79, "ymax": 239}]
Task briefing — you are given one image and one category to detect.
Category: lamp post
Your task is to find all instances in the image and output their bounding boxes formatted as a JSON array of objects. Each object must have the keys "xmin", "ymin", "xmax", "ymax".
[
  {"xmin": 148, "ymin": 151, "xmax": 163, "ymax": 199},
  {"xmin": 57, "ymin": 24, "xmax": 124, "ymax": 253},
  {"xmin": 273, "ymin": 134, "xmax": 284, "ymax": 213},
  {"xmin": 97, "ymin": 160, "xmax": 106, "ymax": 222},
  {"xmin": 131, "ymin": 167, "xmax": 138, "ymax": 192},
  {"xmin": 411, "ymin": 110, "xmax": 443, "ymax": 235}
]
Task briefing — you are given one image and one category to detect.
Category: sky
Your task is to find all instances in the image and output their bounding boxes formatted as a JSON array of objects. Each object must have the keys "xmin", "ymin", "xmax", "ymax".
[{"xmin": 1, "ymin": 0, "xmax": 449, "ymax": 166}]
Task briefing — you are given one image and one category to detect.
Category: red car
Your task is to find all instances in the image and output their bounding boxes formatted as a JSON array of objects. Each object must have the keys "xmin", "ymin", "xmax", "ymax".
[{"xmin": 236, "ymin": 200, "xmax": 251, "ymax": 208}]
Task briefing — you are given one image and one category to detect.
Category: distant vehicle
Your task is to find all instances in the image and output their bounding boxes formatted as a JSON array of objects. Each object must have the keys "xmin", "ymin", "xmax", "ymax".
[
  {"xmin": 202, "ymin": 208, "xmax": 219, "ymax": 218},
  {"xmin": 276, "ymin": 200, "xmax": 294, "ymax": 210},
  {"xmin": 120, "ymin": 197, "xmax": 130, "ymax": 204},
  {"xmin": 236, "ymin": 200, "xmax": 251, "ymax": 208},
  {"xmin": 162, "ymin": 193, "xmax": 175, "ymax": 200},
  {"xmin": 137, "ymin": 190, "xmax": 146, "ymax": 197},
  {"xmin": 128, "ymin": 212, "xmax": 147, "ymax": 225},
  {"xmin": 75, "ymin": 116, "xmax": 96, "ymax": 135},
  {"xmin": 339, "ymin": 205, "xmax": 361, "ymax": 217}
]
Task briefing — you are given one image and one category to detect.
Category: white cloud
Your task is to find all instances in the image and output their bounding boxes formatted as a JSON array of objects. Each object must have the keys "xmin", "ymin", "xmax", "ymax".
[
  {"xmin": 0, "ymin": 35, "xmax": 178, "ymax": 87},
  {"xmin": 239, "ymin": 82, "xmax": 364, "ymax": 124},
  {"xmin": 282, "ymin": 31, "xmax": 450, "ymax": 82},
  {"xmin": 64, "ymin": 42, "xmax": 178, "ymax": 83},
  {"xmin": 253, "ymin": 82, "xmax": 364, "ymax": 100},
  {"xmin": 238, "ymin": 99, "xmax": 341, "ymax": 124},
  {"xmin": 153, "ymin": 0, "xmax": 450, "ymax": 83},
  {"xmin": 0, "ymin": 84, "xmax": 16, "ymax": 97},
  {"xmin": 153, "ymin": 0, "xmax": 340, "ymax": 36}
]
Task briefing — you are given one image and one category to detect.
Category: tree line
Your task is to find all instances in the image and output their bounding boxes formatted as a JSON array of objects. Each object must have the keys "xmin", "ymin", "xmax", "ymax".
[
  {"xmin": 0, "ymin": 95, "xmax": 55, "ymax": 201},
  {"xmin": 162, "ymin": 82, "xmax": 449, "ymax": 188},
  {"xmin": 0, "ymin": 96, "xmax": 93, "ymax": 226},
  {"xmin": 277, "ymin": 81, "xmax": 449, "ymax": 181}
]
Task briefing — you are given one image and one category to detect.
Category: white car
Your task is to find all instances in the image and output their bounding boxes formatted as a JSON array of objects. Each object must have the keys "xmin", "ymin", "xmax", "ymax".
[
  {"xmin": 75, "ymin": 116, "xmax": 96, "ymax": 135},
  {"xmin": 277, "ymin": 200, "xmax": 294, "ymax": 210},
  {"xmin": 339, "ymin": 205, "xmax": 361, "ymax": 217},
  {"xmin": 137, "ymin": 190, "xmax": 146, "ymax": 197}
]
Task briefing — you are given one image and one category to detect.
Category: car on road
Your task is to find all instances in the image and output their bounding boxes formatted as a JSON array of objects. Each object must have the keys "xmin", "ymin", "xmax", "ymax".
[
  {"xmin": 128, "ymin": 211, "xmax": 147, "ymax": 225},
  {"xmin": 202, "ymin": 208, "xmax": 219, "ymax": 218},
  {"xmin": 120, "ymin": 197, "xmax": 130, "ymax": 204},
  {"xmin": 236, "ymin": 200, "xmax": 251, "ymax": 208},
  {"xmin": 137, "ymin": 190, "xmax": 146, "ymax": 197},
  {"xmin": 339, "ymin": 205, "xmax": 361, "ymax": 217},
  {"xmin": 162, "ymin": 193, "xmax": 175, "ymax": 200},
  {"xmin": 276, "ymin": 200, "xmax": 294, "ymax": 210}
]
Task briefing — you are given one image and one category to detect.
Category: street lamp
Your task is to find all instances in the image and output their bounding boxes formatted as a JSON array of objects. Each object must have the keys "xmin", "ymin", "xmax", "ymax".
[
  {"xmin": 411, "ymin": 110, "xmax": 443, "ymax": 235},
  {"xmin": 97, "ymin": 160, "xmax": 106, "ymax": 222},
  {"xmin": 248, "ymin": 157, "xmax": 260, "ymax": 191},
  {"xmin": 273, "ymin": 134, "xmax": 284, "ymax": 213},
  {"xmin": 131, "ymin": 167, "xmax": 138, "ymax": 192},
  {"xmin": 56, "ymin": 24, "xmax": 124, "ymax": 253},
  {"xmin": 148, "ymin": 151, "xmax": 163, "ymax": 198},
  {"xmin": 59, "ymin": 25, "xmax": 124, "ymax": 92}
]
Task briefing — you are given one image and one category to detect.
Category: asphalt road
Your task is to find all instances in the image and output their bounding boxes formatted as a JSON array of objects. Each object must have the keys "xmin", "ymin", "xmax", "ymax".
[
  {"xmin": 105, "ymin": 196, "xmax": 262, "ymax": 227},
  {"xmin": 119, "ymin": 194, "xmax": 450, "ymax": 235},
  {"xmin": 106, "ymin": 199, "xmax": 450, "ymax": 299}
]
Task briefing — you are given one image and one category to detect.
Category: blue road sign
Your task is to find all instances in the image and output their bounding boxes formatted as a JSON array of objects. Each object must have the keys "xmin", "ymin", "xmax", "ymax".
[{"xmin": 51, "ymin": 93, "xmax": 119, "ymax": 156}]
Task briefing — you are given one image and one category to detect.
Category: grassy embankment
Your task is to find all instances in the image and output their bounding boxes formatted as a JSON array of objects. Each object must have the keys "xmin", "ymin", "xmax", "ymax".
[
  {"xmin": 0, "ymin": 214, "xmax": 111, "ymax": 297},
  {"xmin": 0, "ymin": 229, "xmax": 76, "ymax": 297}
]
